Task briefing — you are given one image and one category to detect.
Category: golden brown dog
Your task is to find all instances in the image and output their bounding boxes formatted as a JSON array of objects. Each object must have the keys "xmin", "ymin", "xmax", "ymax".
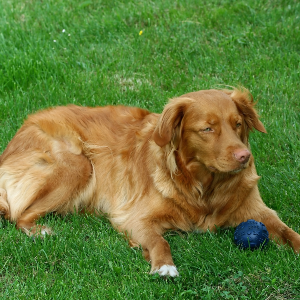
[{"xmin": 0, "ymin": 88, "xmax": 299, "ymax": 276}]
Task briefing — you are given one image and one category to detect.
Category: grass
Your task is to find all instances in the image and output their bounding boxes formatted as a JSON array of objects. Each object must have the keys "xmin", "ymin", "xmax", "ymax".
[{"xmin": 0, "ymin": 0, "xmax": 300, "ymax": 299}]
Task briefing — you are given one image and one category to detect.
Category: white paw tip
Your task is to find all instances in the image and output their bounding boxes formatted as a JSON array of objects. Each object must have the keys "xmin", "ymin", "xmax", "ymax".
[
  {"xmin": 40, "ymin": 227, "xmax": 53, "ymax": 236},
  {"xmin": 41, "ymin": 229, "xmax": 48, "ymax": 236},
  {"xmin": 155, "ymin": 265, "xmax": 179, "ymax": 277}
]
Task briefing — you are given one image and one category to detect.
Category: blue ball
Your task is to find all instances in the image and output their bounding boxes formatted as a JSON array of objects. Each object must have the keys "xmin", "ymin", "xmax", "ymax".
[{"xmin": 234, "ymin": 219, "xmax": 269, "ymax": 250}]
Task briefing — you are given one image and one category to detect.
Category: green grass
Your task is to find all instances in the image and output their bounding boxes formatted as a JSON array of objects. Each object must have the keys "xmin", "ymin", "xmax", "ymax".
[{"xmin": 0, "ymin": 0, "xmax": 300, "ymax": 299}]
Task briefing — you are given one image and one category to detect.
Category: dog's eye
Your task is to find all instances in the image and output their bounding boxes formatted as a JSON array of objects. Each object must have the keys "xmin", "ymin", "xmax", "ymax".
[{"xmin": 203, "ymin": 127, "xmax": 212, "ymax": 132}]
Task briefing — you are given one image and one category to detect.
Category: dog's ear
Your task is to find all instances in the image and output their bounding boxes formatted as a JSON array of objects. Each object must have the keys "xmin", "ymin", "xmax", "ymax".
[
  {"xmin": 223, "ymin": 88, "xmax": 267, "ymax": 133},
  {"xmin": 152, "ymin": 97, "xmax": 194, "ymax": 147}
]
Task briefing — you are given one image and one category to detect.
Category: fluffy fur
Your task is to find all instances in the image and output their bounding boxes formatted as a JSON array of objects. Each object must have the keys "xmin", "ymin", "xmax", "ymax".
[{"xmin": 0, "ymin": 88, "xmax": 299, "ymax": 276}]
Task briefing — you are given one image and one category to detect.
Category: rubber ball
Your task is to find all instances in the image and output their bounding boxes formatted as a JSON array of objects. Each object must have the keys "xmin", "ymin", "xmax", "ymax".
[{"xmin": 234, "ymin": 219, "xmax": 269, "ymax": 250}]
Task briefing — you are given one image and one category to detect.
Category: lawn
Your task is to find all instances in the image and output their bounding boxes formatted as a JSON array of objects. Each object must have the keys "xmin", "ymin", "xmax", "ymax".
[{"xmin": 0, "ymin": 0, "xmax": 299, "ymax": 299}]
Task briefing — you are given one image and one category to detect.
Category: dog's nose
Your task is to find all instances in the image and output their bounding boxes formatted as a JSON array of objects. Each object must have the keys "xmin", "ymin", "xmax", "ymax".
[{"xmin": 233, "ymin": 149, "xmax": 251, "ymax": 164}]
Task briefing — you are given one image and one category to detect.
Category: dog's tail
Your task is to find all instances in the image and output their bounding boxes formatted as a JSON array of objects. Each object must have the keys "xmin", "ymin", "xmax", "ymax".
[{"xmin": 0, "ymin": 188, "xmax": 9, "ymax": 218}]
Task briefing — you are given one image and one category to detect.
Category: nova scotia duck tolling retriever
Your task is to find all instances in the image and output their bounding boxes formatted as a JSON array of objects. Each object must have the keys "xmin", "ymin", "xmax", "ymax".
[{"xmin": 0, "ymin": 88, "xmax": 299, "ymax": 277}]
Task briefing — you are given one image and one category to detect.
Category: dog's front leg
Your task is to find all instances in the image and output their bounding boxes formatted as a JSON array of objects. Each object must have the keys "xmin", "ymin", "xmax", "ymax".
[
  {"xmin": 231, "ymin": 201, "xmax": 300, "ymax": 253},
  {"xmin": 257, "ymin": 208, "xmax": 300, "ymax": 253},
  {"xmin": 228, "ymin": 186, "xmax": 300, "ymax": 253},
  {"xmin": 148, "ymin": 235, "xmax": 179, "ymax": 276},
  {"xmin": 129, "ymin": 226, "xmax": 179, "ymax": 277}
]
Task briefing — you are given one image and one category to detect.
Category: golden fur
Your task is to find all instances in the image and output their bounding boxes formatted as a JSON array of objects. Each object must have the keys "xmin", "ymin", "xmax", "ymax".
[{"xmin": 0, "ymin": 88, "xmax": 299, "ymax": 276}]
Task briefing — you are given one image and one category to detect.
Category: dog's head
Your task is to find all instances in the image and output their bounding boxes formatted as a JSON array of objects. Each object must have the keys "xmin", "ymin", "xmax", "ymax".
[{"xmin": 152, "ymin": 88, "xmax": 266, "ymax": 174}]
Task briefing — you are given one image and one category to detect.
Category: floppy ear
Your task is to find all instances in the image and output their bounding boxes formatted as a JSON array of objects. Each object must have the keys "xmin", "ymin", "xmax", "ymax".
[
  {"xmin": 223, "ymin": 88, "xmax": 267, "ymax": 133},
  {"xmin": 152, "ymin": 97, "xmax": 194, "ymax": 147}
]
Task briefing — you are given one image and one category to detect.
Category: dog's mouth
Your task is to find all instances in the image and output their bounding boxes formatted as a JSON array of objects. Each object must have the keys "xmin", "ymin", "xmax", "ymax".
[
  {"xmin": 228, "ymin": 167, "xmax": 244, "ymax": 175},
  {"xmin": 207, "ymin": 166, "xmax": 218, "ymax": 172},
  {"xmin": 207, "ymin": 162, "xmax": 248, "ymax": 174}
]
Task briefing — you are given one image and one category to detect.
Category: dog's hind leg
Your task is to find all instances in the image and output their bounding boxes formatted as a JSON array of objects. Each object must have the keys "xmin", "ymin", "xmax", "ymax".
[
  {"xmin": 16, "ymin": 186, "xmax": 77, "ymax": 237},
  {"xmin": 0, "ymin": 150, "xmax": 92, "ymax": 236},
  {"xmin": 0, "ymin": 188, "xmax": 9, "ymax": 217}
]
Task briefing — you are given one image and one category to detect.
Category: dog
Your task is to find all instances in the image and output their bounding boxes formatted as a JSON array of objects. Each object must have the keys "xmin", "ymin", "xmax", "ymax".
[{"xmin": 0, "ymin": 88, "xmax": 299, "ymax": 277}]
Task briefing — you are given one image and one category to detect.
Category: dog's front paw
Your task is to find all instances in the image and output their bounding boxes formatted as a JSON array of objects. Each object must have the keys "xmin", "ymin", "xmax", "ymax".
[
  {"xmin": 23, "ymin": 225, "xmax": 53, "ymax": 238},
  {"xmin": 151, "ymin": 265, "xmax": 179, "ymax": 277}
]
